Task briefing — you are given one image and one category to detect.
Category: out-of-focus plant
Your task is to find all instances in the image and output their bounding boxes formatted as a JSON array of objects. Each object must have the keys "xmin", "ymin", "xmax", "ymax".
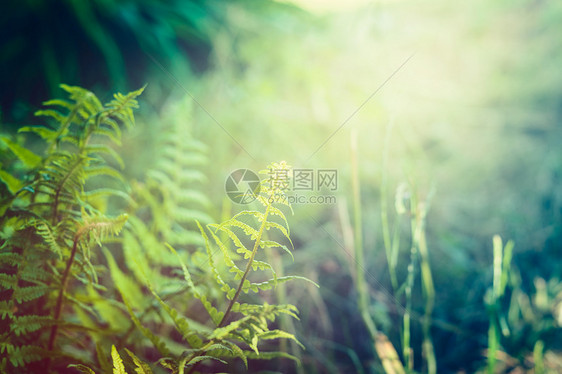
[{"xmin": 0, "ymin": 84, "xmax": 143, "ymax": 371}]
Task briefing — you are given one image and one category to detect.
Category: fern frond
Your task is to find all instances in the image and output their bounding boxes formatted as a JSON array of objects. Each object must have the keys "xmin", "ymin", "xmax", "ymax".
[
  {"xmin": 112, "ymin": 345, "xmax": 127, "ymax": 374},
  {"xmin": 260, "ymin": 239, "xmax": 294, "ymax": 261},
  {"xmin": 79, "ymin": 213, "xmax": 128, "ymax": 244},
  {"xmin": 0, "ymin": 273, "xmax": 17, "ymax": 289},
  {"xmin": 207, "ymin": 230, "xmax": 244, "ymax": 280},
  {"xmin": 199, "ymin": 294, "xmax": 224, "ymax": 326},
  {"xmin": 84, "ymin": 164, "xmax": 125, "ymax": 183},
  {"xmin": 125, "ymin": 348, "xmax": 154, "ymax": 374},
  {"xmin": 184, "ymin": 354, "xmax": 227, "ymax": 367},
  {"xmin": 83, "ymin": 188, "xmax": 133, "ymax": 204},
  {"xmin": 244, "ymin": 276, "xmax": 318, "ymax": 294},
  {"xmin": 212, "ymin": 224, "xmax": 253, "ymax": 259},
  {"xmin": 165, "ymin": 243, "xmax": 197, "ymax": 294},
  {"xmin": 264, "ymin": 221, "xmax": 292, "ymax": 245},
  {"xmin": 0, "ymin": 252, "xmax": 22, "ymax": 267},
  {"xmin": 136, "ymin": 265, "xmax": 205, "ymax": 349},
  {"xmin": 217, "ymin": 218, "xmax": 259, "ymax": 240},
  {"xmin": 12, "ymin": 285, "xmax": 50, "ymax": 303},
  {"xmin": 0, "ymin": 136, "xmax": 42, "ymax": 169},
  {"xmin": 10, "ymin": 315, "xmax": 54, "ymax": 336},
  {"xmin": 258, "ymin": 329, "xmax": 304, "ymax": 349},
  {"xmin": 59, "ymin": 84, "xmax": 103, "ymax": 113},
  {"xmin": 0, "ymin": 169, "xmax": 24, "ymax": 194},
  {"xmin": 84, "ymin": 145, "xmax": 125, "ymax": 169},
  {"xmin": 0, "ymin": 343, "xmax": 46, "ymax": 367},
  {"xmin": 0, "ymin": 301, "xmax": 14, "ymax": 319},
  {"xmin": 68, "ymin": 364, "xmax": 97, "ymax": 374},
  {"xmin": 242, "ymin": 350, "xmax": 300, "ymax": 363},
  {"xmin": 34, "ymin": 109, "xmax": 67, "ymax": 124},
  {"xmin": 103, "ymin": 248, "xmax": 145, "ymax": 311},
  {"xmin": 104, "ymin": 86, "xmax": 145, "ymax": 129},
  {"xmin": 30, "ymin": 219, "xmax": 63, "ymax": 259},
  {"xmin": 18, "ymin": 125, "xmax": 58, "ymax": 142},
  {"xmin": 120, "ymin": 293, "xmax": 171, "ymax": 357}
]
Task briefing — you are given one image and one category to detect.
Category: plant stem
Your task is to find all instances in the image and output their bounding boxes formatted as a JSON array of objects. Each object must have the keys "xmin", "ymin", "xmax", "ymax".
[
  {"xmin": 381, "ymin": 120, "xmax": 398, "ymax": 291},
  {"xmin": 350, "ymin": 131, "xmax": 374, "ymax": 337},
  {"xmin": 218, "ymin": 205, "xmax": 270, "ymax": 328},
  {"xmin": 187, "ymin": 206, "xmax": 271, "ymax": 374},
  {"xmin": 47, "ymin": 225, "xmax": 87, "ymax": 352},
  {"xmin": 351, "ymin": 132, "xmax": 405, "ymax": 374},
  {"xmin": 416, "ymin": 201, "xmax": 436, "ymax": 374}
]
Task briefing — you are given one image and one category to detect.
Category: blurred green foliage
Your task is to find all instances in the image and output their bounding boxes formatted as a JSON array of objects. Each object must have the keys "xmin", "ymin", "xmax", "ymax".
[
  {"xmin": 0, "ymin": 0, "xmax": 302, "ymax": 123},
  {"xmin": 1, "ymin": 0, "xmax": 562, "ymax": 372}
]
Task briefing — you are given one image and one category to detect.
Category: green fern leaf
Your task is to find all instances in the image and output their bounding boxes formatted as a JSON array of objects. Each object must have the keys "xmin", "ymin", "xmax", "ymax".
[
  {"xmin": 199, "ymin": 294, "xmax": 224, "ymax": 326},
  {"xmin": 34, "ymin": 109, "xmax": 66, "ymax": 124},
  {"xmin": 112, "ymin": 345, "xmax": 127, "ymax": 374},
  {"xmin": 218, "ymin": 218, "xmax": 259, "ymax": 240},
  {"xmin": 18, "ymin": 125, "xmax": 58, "ymax": 142},
  {"xmin": 165, "ymin": 243, "xmax": 197, "ymax": 294},
  {"xmin": 207, "ymin": 230, "xmax": 244, "ymax": 279},
  {"xmin": 31, "ymin": 219, "xmax": 63, "ymax": 258},
  {"xmin": 125, "ymin": 348, "xmax": 153, "ymax": 374},
  {"xmin": 99, "ymin": 117, "xmax": 122, "ymax": 139},
  {"xmin": 1, "ymin": 343, "xmax": 45, "ymax": 367},
  {"xmin": 83, "ymin": 188, "xmax": 134, "ymax": 204},
  {"xmin": 68, "ymin": 364, "xmax": 97, "ymax": 374},
  {"xmin": 267, "ymin": 205, "xmax": 291, "ymax": 232},
  {"xmin": 0, "ymin": 169, "xmax": 24, "ymax": 194},
  {"xmin": 224, "ymin": 341, "xmax": 248, "ymax": 368},
  {"xmin": 104, "ymin": 86, "xmax": 145, "ymax": 129},
  {"xmin": 258, "ymin": 329, "xmax": 304, "ymax": 349},
  {"xmin": 85, "ymin": 145, "xmax": 125, "ymax": 169},
  {"xmin": 103, "ymin": 248, "xmax": 145, "ymax": 310},
  {"xmin": 93, "ymin": 127, "xmax": 121, "ymax": 146},
  {"xmin": 84, "ymin": 165, "xmax": 125, "ymax": 183},
  {"xmin": 60, "ymin": 84, "xmax": 103, "ymax": 112},
  {"xmin": 0, "ymin": 253, "xmax": 22, "ymax": 267},
  {"xmin": 197, "ymin": 221, "xmax": 234, "ymax": 297},
  {"xmin": 139, "ymin": 269, "xmax": 204, "ymax": 349},
  {"xmin": 264, "ymin": 221, "xmax": 292, "ymax": 246},
  {"xmin": 42, "ymin": 98, "xmax": 74, "ymax": 110},
  {"xmin": 0, "ymin": 136, "xmax": 42, "ymax": 169},
  {"xmin": 0, "ymin": 273, "xmax": 17, "ymax": 289},
  {"xmin": 244, "ymin": 276, "xmax": 318, "ymax": 294},
  {"xmin": 260, "ymin": 240, "xmax": 294, "ymax": 261},
  {"xmin": 212, "ymin": 225, "xmax": 252, "ymax": 258},
  {"xmin": 120, "ymin": 293, "xmax": 170, "ymax": 357},
  {"xmin": 185, "ymin": 355, "xmax": 227, "ymax": 366},
  {"xmin": 80, "ymin": 213, "xmax": 128, "ymax": 244},
  {"xmin": 242, "ymin": 350, "xmax": 299, "ymax": 363},
  {"xmin": 0, "ymin": 301, "xmax": 14, "ymax": 319},
  {"xmin": 11, "ymin": 315, "xmax": 53, "ymax": 336}
]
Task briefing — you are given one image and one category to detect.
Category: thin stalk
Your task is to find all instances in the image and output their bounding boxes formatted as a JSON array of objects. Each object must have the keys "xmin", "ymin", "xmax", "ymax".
[
  {"xmin": 187, "ymin": 205, "xmax": 271, "ymax": 374},
  {"xmin": 51, "ymin": 156, "xmax": 84, "ymax": 225},
  {"xmin": 351, "ymin": 131, "xmax": 405, "ymax": 374},
  {"xmin": 488, "ymin": 235, "xmax": 504, "ymax": 374},
  {"xmin": 266, "ymin": 246, "xmax": 305, "ymax": 374},
  {"xmin": 350, "ymin": 131, "xmax": 374, "ymax": 338},
  {"xmin": 416, "ymin": 201, "xmax": 436, "ymax": 374},
  {"xmin": 219, "ymin": 204, "xmax": 270, "ymax": 327},
  {"xmin": 381, "ymin": 120, "xmax": 398, "ymax": 291},
  {"xmin": 403, "ymin": 190, "xmax": 418, "ymax": 371},
  {"xmin": 47, "ymin": 224, "xmax": 89, "ymax": 353}
]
